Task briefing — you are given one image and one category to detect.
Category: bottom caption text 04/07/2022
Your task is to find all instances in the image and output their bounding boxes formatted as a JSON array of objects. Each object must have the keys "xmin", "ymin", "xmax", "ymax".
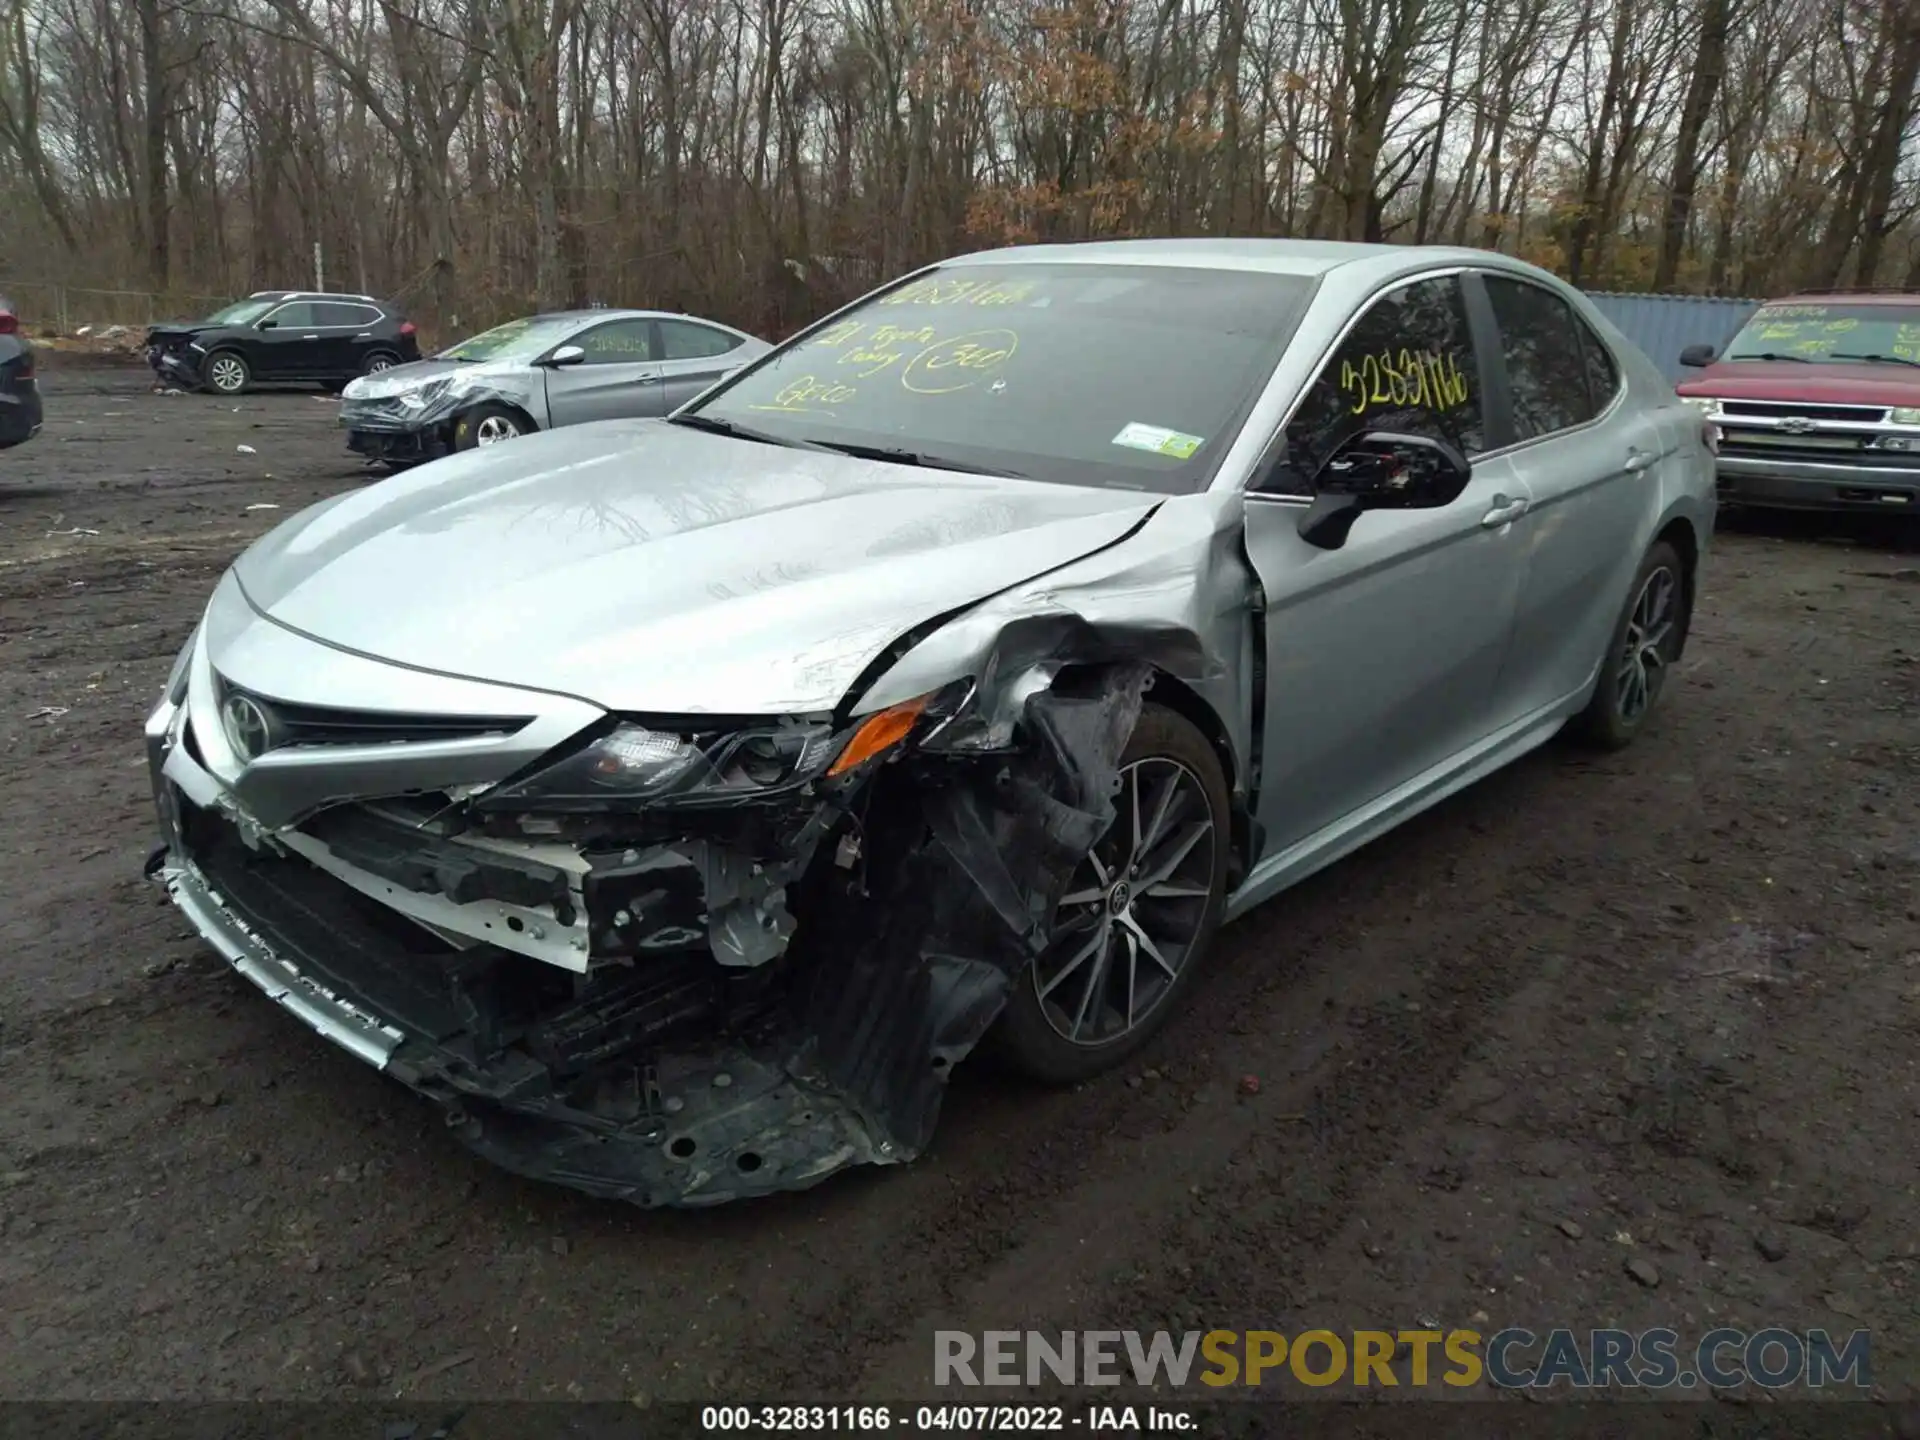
[{"xmin": 698, "ymin": 1405, "xmax": 1200, "ymax": 1433}]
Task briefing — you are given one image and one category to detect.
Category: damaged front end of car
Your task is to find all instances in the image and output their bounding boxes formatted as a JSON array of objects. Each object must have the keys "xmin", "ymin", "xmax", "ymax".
[{"xmin": 144, "ymin": 620, "xmax": 1153, "ymax": 1206}]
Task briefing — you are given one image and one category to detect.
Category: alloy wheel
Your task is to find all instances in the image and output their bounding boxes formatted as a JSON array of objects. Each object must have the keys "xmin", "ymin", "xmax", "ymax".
[
  {"xmin": 1031, "ymin": 757, "xmax": 1217, "ymax": 1047},
  {"xmin": 365, "ymin": 355, "xmax": 395, "ymax": 374},
  {"xmin": 208, "ymin": 356, "xmax": 246, "ymax": 393},
  {"xmin": 1617, "ymin": 564, "xmax": 1678, "ymax": 723},
  {"xmin": 475, "ymin": 414, "xmax": 520, "ymax": 445}
]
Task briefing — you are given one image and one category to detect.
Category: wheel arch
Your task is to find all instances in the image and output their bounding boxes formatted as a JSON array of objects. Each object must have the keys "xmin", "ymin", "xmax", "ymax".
[
  {"xmin": 454, "ymin": 397, "xmax": 540, "ymax": 441},
  {"xmin": 1016, "ymin": 656, "xmax": 1253, "ymax": 891},
  {"xmin": 1653, "ymin": 513, "xmax": 1701, "ymax": 658}
]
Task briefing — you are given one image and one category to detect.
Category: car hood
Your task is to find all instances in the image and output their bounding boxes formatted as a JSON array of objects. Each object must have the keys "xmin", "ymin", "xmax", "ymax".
[
  {"xmin": 348, "ymin": 357, "xmax": 509, "ymax": 394},
  {"xmin": 147, "ymin": 322, "xmax": 215, "ymax": 342},
  {"xmin": 1678, "ymin": 360, "xmax": 1920, "ymax": 406},
  {"xmin": 231, "ymin": 420, "xmax": 1162, "ymax": 714}
]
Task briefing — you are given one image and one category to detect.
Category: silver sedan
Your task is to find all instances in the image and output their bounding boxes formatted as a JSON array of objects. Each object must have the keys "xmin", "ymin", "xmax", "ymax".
[
  {"xmin": 146, "ymin": 239, "xmax": 1715, "ymax": 1206},
  {"xmin": 338, "ymin": 307, "xmax": 770, "ymax": 468}
]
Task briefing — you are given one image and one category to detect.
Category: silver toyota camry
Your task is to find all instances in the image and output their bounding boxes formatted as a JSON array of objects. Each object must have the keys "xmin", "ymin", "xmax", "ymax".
[{"xmin": 145, "ymin": 239, "xmax": 1715, "ymax": 1206}]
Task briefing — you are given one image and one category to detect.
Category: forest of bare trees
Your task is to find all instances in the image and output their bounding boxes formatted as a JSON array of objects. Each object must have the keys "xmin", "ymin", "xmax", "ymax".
[{"xmin": 1, "ymin": 0, "xmax": 1917, "ymax": 337}]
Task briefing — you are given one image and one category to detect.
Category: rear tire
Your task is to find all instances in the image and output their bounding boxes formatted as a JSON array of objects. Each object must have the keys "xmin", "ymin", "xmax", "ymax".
[
  {"xmin": 204, "ymin": 350, "xmax": 250, "ymax": 396},
  {"xmin": 993, "ymin": 702, "xmax": 1230, "ymax": 1085},
  {"xmin": 1572, "ymin": 539, "xmax": 1689, "ymax": 750},
  {"xmin": 361, "ymin": 350, "xmax": 400, "ymax": 377}
]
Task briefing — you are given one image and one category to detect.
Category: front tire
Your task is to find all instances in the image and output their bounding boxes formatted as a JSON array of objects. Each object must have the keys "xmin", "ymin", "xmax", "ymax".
[
  {"xmin": 454, "ymin": 403, "xmax": 526, "ymax": 451},
  {"xmin": 204, "ymin": 351, "xmax": 250, "ymax": 395},
  {"xmin": 1572, "ymin": 539, "xmax": 1689, "ymax": 750},
  {"xmin": 994, "ymin": 702, "xmax": 1230, "ymax": 1085}
]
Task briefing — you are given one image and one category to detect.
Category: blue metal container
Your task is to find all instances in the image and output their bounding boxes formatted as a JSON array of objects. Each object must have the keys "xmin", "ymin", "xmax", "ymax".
[{"xmin": 1583, "ymin": 291, "xmax": 1762, "ymax": 387}]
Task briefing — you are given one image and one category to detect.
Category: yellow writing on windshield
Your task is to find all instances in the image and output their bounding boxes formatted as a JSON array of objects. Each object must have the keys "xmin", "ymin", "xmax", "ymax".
[
  {"xmin": 805, "ymin": 321, "xmax": 943, "ymax": 377},
  {"xmin": 1893, "ymin": 323, "xmax": 1920, "ymax": 361},
  {"xmin": 749, "ymin": 374, "xmax": 858, "ymax": 414},
  {"xmin": 901, "ymin": 329, "xmax": 1019, "ymax": 394},
  {"xmin": 1340, "ymin": 349, "xmax": 1469, "ymax": 416},
  {"xmin": 881, "ymin": 278, "xmax": 1038, "ymax": 308},
  {"xmin": 809, "ymin": 319, "xmax": 865, "ymax": 349}
]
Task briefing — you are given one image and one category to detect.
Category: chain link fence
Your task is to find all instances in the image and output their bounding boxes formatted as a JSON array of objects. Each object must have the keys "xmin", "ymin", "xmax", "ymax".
[{"xmin": 0, "ymin": 280, "xmax": 233, "ymax": 336}]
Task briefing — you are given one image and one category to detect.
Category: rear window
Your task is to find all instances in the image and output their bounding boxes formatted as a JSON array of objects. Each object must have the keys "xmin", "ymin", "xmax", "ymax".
[
  {"xmin": 690, "ymin": 263, "xmax": 1314, "ymax": 493},
  {"xmin": 1725, "ymin": 302, "xmax": 1920, "ymax": 364}
]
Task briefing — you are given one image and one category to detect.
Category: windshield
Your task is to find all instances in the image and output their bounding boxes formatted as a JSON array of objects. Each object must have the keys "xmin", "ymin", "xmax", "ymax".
[
  {"xmin": 686, "ymin": 262, "xmax": 1314, "ymax": 492},
  {"xmin": 1724, "ymin": 302, "xmax": 1920, "ymax": 363},
  {"xmin": 202, "ymin": 299, "xmax": 276, "ymax": 326},
  {"xmin": 439, "ymin": 315, "xmax": 584, "ymax": 363}
]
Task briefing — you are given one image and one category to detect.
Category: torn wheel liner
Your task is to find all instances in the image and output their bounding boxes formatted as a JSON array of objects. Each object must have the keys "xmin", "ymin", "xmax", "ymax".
[{"xmin": 150, "ymin": 665, "xmax": 1149, "ymax": 1206}]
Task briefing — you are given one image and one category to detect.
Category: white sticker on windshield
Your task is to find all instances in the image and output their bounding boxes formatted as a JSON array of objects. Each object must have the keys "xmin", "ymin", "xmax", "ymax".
[{"xmin": 1112, "ymin": 422, "xmax": 1204, "ymax": 460}]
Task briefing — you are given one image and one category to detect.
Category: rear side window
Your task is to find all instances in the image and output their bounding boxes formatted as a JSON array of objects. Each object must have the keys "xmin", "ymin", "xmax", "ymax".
[
  {"xmin": 659, "ymin": 320, "xmax": 741, "ymax": 360},
  {"xmin": 314, "ymin": 303, "xmax": 382, "ymax": 328},
  {"xmin": 263, "ymin": 302, "xmax": 316, "ymax": 328},
  {"xmin": 1281, "ymin": 274, "xmax": 1485, "ymax": 491},
  {"xmin": 1485, "ymin": 275, "xmax": 1603, "ymax": 441},
  {"xmin": 1579, "ymin": 322, "xmax": 1620, "ymax": 410},
  {"xmin": 576, "ymin": 319, "xmax": 656, "ymax": 363}
]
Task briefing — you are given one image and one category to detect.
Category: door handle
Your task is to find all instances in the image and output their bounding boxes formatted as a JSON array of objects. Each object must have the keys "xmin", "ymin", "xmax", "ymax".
[
  {"xmin": 300, "ymin": 334, "xmax": 319, "ymax": 341},
  {"xmin": 1624, "ymin": 448, "xmax": 1656, "ymax": 472},
  {"xmin": 637, "ymin": 373, "xmax": 660, "ymax": 384},
  {"xmin": 1481, "ymin": 494, "xmax": 1529, "ymax": 528}
]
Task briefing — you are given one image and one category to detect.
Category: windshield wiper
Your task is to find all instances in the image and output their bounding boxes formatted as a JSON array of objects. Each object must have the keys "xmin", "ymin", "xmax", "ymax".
[
  {"xmin": 667, "ymin": 413, "xmax": 831, "ymax": 451},
  {"xmin": 1829, "ymin": 351, "xmax": 1920, "ymax": 368},
  {"xmin": 800, "ymin": 438, "xmax": 1027, "ymax": 478},
  {"xmin": 1725, "ymin": 351, "xmax": 1813, "ymax": 363}
]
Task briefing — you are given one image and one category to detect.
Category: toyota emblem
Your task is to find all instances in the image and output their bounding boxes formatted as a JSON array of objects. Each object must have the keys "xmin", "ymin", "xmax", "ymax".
[
  {"xmin": 1779, "ymin": 418, "xmax": 1818, "ymax": 434},
  {"xmin": 221, "ymin": 691, "xmax": 274, "ymax": 761}
]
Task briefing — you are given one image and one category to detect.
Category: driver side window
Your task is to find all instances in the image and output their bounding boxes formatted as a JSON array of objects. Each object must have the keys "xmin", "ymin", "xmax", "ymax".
[
  {"xmin": 1275, "ymin": 276, "xmax": 1485, "ymax": 494},
  {"xmin": 575, "ymin": 319, "xmax": 656, "ymax": 364}
]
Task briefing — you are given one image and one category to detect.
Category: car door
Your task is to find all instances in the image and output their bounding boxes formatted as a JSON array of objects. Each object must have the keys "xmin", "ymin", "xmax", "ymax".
[
  {"xmin": 654, "ymin": 318, "xmax": 750, "ymax": 410},
  {"xmin": 252, "ymin": 301, "xmax": 320, "ymax": 377},
  {"xmin": 1240, "ymin": 271, "xmax": 1534, "ymax": 856},
  {"xmin": 542, "ymin": 318, "xmax": 667, "ymax": 425},
  {"xmin": 1477, "ymin": 272, "xmax": 1661, "ymax": 719}
]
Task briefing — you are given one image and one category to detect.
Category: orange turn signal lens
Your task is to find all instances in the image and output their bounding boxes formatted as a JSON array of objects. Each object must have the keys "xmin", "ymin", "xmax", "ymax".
[{"xmin": 828, "ymin": 694, "xmax": 931, "ymax": 777}]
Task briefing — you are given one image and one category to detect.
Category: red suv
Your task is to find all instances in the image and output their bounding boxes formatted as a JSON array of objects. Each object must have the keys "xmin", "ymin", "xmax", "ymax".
[{"xmin": 1677, "ymin": 290, "xmax": 1920, "ymax": 514}]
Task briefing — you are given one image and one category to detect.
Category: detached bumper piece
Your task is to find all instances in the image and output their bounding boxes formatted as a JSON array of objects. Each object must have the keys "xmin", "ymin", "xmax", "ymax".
[
  {"xmin": 148, "ymin": 345, "xmax": 201, "ymax": 387},
  {"xmin": 345, "ymin": 426, "xmax": 447, "ymax": 465},
  {"xmin": 148, "ymin": 667, "xmax": 1149, "ymax": 1206}
]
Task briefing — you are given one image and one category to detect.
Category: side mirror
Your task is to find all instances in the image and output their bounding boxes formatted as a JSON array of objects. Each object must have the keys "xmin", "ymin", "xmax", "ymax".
[
  {"xmin": 1678, "ymin": 343, "xmax": 1716, "ymax": 368},
  {"xmin": 545, "ymin": 344, "xmax": 586, "ymax": 368},
  {"xmin": 257, "ymin": 319, "xmax": 278, "ymax": 331},
  {"xmin": 1297, "ymin": 430, "xmax": 1472, "ymax": 551}
]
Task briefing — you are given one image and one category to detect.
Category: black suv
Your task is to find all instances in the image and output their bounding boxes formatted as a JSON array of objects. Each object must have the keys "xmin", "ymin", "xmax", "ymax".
[
  {"xmin": 146, "ymin": 291, "xmax": 421, "ymax": 395},
  {"xmin": 0, "ymin": 294, "xmax": 42, "ymax": 449}
]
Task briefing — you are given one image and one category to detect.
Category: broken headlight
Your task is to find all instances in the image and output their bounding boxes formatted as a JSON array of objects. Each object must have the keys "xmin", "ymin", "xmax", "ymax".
[
  {"xmin": 481, "ymin": 723, "xmax": 839, "ymax": 810},
  {"xmin": 479, "ymin": 705, "xmax": 927, "ymax": 812}
]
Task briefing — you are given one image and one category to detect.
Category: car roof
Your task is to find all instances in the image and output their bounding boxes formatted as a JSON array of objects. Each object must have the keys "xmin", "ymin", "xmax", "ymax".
[
  {"xmin": 247, "ymin": 290, "xmax": 386, "ymax": 305},
  {"xmin": 1763, "ymin": 291, "xmax": 1920, "ymax": 306},
  {"xmin": 530, "ymin": 308, "xmax": 724, "ymax": 324},
  {"xmin": 941, "ymin": 237, "xmax": 1505, "ymax": 280}
]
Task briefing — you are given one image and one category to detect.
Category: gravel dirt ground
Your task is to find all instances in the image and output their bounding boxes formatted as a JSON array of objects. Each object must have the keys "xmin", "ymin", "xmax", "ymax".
[{"xmin": 1, "ymin": 352, "xmax": 1917, "ymax": 1405}]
